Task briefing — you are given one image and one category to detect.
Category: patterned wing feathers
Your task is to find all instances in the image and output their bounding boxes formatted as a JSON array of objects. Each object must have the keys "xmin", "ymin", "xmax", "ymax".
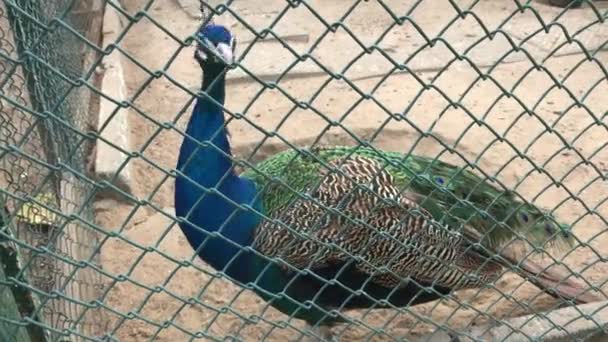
[{"xmin": 253, "ymin": 156, "xmax": 501, "ymax": 289}]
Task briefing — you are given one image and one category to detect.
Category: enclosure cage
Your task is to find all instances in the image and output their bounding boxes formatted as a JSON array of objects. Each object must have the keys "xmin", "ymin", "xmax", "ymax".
[{"xmin": 1, "ymin": 0, "xmax": 608, "ymax": 341}]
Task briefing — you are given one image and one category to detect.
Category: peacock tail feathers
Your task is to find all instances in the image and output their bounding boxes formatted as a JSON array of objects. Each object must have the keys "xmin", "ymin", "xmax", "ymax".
[{"xmin": 241, "ymin": 145, "xmax": 574, "ymax": 255}]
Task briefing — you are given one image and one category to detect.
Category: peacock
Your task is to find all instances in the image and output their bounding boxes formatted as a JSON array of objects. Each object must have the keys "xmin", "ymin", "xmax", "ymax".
[{"xmin": 175, "ymin": 24, "xmax": 578, "ymax": 341}]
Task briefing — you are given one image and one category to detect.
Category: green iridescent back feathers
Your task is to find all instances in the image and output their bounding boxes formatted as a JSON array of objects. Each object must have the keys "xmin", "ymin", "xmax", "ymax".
[{"xmin": 241, "ymin": 145, "xmax": 573, "ymax": 253}]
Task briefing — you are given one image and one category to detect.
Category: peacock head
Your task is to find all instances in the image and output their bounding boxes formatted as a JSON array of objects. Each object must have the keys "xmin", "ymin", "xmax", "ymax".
[
  {"xmin": 505, "ymin": 203, "xmax": 575, "ymax": 252},
  {"xmin": 194, "ymin": 24, "xmax": 236, "ymax": 68}
]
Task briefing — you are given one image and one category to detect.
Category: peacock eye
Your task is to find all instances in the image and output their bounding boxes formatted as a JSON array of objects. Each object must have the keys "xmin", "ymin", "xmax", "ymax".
[
  {"xmin": 519, "ymin": 212, "xmax": 529, "ymax": 223},
  {"xmin": 435, "ymin": 177, "xmax": 445, "ymax": 185}
]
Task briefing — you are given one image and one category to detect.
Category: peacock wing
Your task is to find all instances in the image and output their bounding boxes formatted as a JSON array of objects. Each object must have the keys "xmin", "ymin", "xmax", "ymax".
[{"xmin": 252, "ymin": 155, "xmax": 501, "ymax": 289}]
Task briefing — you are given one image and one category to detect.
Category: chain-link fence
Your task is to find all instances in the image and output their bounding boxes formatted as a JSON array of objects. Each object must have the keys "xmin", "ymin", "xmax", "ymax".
[
  {"xmin": 1, "ymin": 0, "xmax": 608, "ymax": 341},
  {"xmin": 1, "ymin": 0, "xmax": 104, "ymax": 340}
]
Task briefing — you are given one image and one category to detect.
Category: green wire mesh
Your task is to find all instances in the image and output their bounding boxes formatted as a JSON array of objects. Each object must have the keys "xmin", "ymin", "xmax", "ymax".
[
  {"xmin": 1, "ymin": 0, "xmax": 608, "ymax": 341},
  {"xmin": 1, "ymin": 0, "xmax": 103, "ymax": 340}
]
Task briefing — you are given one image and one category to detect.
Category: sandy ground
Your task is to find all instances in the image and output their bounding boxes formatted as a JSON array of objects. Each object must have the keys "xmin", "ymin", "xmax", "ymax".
[{"xmin": 95, "ymin": 0, "xmax": 608, "ymax": 340}]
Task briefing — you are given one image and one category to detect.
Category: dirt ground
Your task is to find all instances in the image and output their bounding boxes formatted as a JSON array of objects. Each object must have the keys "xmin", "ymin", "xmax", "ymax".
[{"xmin": 95, "ymin": 0, "xmax": 608, "ymax": 340}]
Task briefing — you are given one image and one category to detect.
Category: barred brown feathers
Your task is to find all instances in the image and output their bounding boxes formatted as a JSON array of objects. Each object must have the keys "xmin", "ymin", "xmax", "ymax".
[{"xmin": 253, "ymin": 156, "xmax": 503, "ymax": 289}]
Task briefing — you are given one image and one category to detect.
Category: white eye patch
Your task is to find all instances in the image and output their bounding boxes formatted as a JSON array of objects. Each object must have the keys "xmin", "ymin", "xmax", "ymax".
[
  {"xmin": 195, "ymin": 49, "xmax": 208, "ymax": 61},
  {"xmin": 196, "ymin": 36, "xmax": 235, "ymax": 65},
  {"xmin": 215, "ymin": 42, "xmax": 234, "ymax": 64}
]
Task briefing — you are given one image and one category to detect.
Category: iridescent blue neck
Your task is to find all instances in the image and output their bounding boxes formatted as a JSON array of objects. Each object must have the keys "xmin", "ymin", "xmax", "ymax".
[{"xmin": 175, "ymin": 64, "xmax": 260, "ymax": 281}]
